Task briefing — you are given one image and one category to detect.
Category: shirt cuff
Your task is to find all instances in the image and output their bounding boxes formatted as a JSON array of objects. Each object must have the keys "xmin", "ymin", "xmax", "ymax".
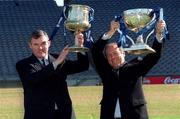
[
  {"xmin": 52, "ymin": 62, "xmax": 58, "ymax": 70},
  {"xmin": 155, "ymin": 34, "xmax": 163, "ymax": 43},
  {"xmin": 53, "ymin": 60, "xmax": 65, "ymax": 70},
  {"xmin": 79, "ymin": 52, "xmax": 86, "ymax": 55},
  {"xmin": 102, "ymin": 33, "xmax": 112, "ymax": 40}
]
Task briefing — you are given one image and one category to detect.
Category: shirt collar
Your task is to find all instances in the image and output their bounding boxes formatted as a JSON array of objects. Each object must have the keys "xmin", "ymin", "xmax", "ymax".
[{"xmin": 37, "ymin": 55, "xmax": 48, "ymax": 61}]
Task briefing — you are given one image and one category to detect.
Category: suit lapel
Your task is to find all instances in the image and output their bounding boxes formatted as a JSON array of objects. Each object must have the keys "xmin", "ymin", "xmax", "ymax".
[
  {"xmin": 29, "ymin": 54, "xmax": 56, "ymax": 70},
  {"xmin": 48, "ymin": 54, "xmax": 56, "ymax": 63},
  {"xmin": 28, "ymin": 54, "xmax": 44, "ymax": 70}
]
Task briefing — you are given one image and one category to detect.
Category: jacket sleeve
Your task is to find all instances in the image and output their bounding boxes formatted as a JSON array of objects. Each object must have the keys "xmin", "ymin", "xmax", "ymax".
[
  {"xmin": 128, "ymin": 38, "xmax": 165, "ymax": 77},
  {"xmin": 56, "ymin": 52, "xmax": 89, "ymax": 75},
  {"xmin": 91, "ymin": 35, "xmax": 113, "ymax": 80}
]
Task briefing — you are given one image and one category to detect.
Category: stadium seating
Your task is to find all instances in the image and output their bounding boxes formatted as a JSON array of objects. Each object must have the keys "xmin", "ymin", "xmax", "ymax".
[{"xmin": 0, "ymin": 0, "xmax": 179, "ymax": 83}]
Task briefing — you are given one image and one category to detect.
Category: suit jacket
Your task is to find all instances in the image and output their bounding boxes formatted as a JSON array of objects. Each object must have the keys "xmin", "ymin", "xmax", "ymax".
[
  {"xmin": 16, "ymin": 53, "xmax": 89, "ymax": 119},
  {"xmin": 91, "ymin": 37, "xmax": 164, "ymax": 119}
]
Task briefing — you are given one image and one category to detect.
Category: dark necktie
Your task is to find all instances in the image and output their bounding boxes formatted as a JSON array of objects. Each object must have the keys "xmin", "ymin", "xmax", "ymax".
[
  {"xmin": 112, "ymin": 69, "xmax": 121, "ymax": 118},
  {"xmin": 41, "ymin": 59, "xmax": 46, "ymax": 66},
  {"xmin": 113, "ymin": 69, "xmax": 119, "ymax": 79}
]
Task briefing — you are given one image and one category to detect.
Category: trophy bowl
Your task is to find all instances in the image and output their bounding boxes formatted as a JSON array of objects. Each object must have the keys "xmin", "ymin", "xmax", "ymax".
[
  {"xmin": 65, "ymin": 4, "xmax": 92, "ymax": 32},
  {"xmin": 122, "ymin": 8, "xmax": 156, "ymax": 54},
  {"xmin": 123, "ymin": 8, "xmax": 155, "ymax": 32},
  {"xmin": 64, "ymin": 4, "xmax": 94, "ymax": 52}
]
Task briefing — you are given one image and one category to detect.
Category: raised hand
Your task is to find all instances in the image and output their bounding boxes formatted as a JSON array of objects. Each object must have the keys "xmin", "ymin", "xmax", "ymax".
[
  {"xmin": 106, "ymin": 20, "xmax": 120, "ymax": 37},
  {"xmin": 156, "ymin": 20, "xmax": 166, "ymax": 36},
  {"xmin": 54, "ymin": 45, "xmax": 69, "ymax": 66},
  {"xmin": 75, "ymin": 32, "xmax": 84, "ymax": 47}
]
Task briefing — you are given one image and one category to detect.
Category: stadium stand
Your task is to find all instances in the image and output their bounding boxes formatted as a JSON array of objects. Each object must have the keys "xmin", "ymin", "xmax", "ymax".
[{"xmin": 0, "ymin": 0, "xmax": 179, "ymax": 85}]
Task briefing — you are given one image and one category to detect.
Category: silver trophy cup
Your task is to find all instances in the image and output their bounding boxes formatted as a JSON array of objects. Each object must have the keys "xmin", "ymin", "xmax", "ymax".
[
  {"xmin": 64, "ymin": 4, "xmax": 94, "ymax": 52},
  {"xmin": 122, "ymin": 8, "xmax": 156, "ymax": 55}
]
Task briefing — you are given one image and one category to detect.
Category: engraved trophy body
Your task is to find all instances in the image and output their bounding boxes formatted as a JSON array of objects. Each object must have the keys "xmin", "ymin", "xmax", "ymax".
[
  {"xmin": 122, "ymin": 8, "xmax": 157, "ymax": 55},
  {"xmin": 64, "ymin": 4, "xmax": 94, "ymax": 52}
]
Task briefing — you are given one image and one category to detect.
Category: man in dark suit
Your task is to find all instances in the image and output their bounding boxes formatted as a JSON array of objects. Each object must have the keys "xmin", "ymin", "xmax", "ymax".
[
  {"xmin": 91, "ymin": 20, "xmax": 166, "ymax": 119},
  {"xmin": 16, "ymin": 30, "xmax": 89, "ymax": 119}
]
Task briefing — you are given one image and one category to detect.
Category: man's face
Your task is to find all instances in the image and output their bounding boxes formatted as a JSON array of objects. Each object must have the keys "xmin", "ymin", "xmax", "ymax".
[
  {"xmin": 29, "ymin": 35, "xmax": 51, "ymax": 59},
  {"xmin": 75, "ymin": 32, "xmax": 84, "ymax": 47},
  {"xmin": 105, "ymin": 43, "xmax": 125, "ymax": 69}
]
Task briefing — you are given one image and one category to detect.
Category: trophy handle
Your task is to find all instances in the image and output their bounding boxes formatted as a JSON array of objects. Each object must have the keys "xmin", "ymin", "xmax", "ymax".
[
  {"xmin": 144, "ymin": 8, "xmax": 163, "ymax": 44},
  {"xmin": 117, "ymin": 29, "xmax": 135, "ymax": 45},
  {"xmin": 89, "ymin": 7, "xmax": 94, "ymax": 22},
  {"xmin": 159, "ymin": 8, "xmax": 168, "ymax": 37},
  {"xmin": 159, "ymin": 8, "xmax": 163, "ymax": 20},
  {"xmin": 126, "ymin": 35, "xmax": 135, "ymax": 45},
  {"xmin": 63, "ymin": 5, "xmax": 69, "ymax": 20},
  {"xmin": 145, "ymin": 29, "xmax": 154, "ymax": 44}
]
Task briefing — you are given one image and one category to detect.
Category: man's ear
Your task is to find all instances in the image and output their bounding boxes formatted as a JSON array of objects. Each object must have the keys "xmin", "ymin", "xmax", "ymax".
[
  {"xmin": 48, "ymin": 40, "xmax": 51, "ymax": 47},
  {"xmin": 123, "ymin": 51, "xmax": 125, "ymax": 57},
  {"xmin": 28, "ymin": 42, "xmax": 32, "ymax": 49},
  {"xmin": 119, "ymin": 48, "xmax": 125, "ymax": 57},
  {"xmin": 103, "ymin": 47, "xmax": 107, "ymax": 59}
]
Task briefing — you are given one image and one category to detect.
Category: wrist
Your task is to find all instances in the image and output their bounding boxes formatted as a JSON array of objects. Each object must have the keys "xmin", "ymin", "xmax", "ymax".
[
  {"xmin": 53, "ymin": 59, "xmax": 65, "ymax": 69},
  {"xmin": 53, "ymin": 59, "xmax": 62, "ymax": 66},
  {"xmin": 155, "ymin": 34, "xmax": 163, "ymax": 43},
  {"xmin": 106, "ymin": 29, "xmax": 116, "ymax": 37},
  {"xmin": 52, "ymin": 60, "xmax": 59, "ymax": 69}
]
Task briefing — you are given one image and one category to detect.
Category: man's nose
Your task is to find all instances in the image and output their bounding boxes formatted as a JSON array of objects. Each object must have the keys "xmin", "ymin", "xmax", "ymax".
[
  {"xmin": 110, "ymin": 54, "xmax": 115, "ymax": 59},
  {"xmin": 39, "ymin": 45, "xmax": 43, "ymax": 49}
]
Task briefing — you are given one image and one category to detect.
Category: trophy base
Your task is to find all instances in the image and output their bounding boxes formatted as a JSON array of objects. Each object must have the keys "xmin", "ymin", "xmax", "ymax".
[
  {"xmin": 123, "ymin": 44, "xmax": 156, "ymax": 55},
  {"xmin": 69, "ymin": 46, "xmax": 89, "ymax": 52}
]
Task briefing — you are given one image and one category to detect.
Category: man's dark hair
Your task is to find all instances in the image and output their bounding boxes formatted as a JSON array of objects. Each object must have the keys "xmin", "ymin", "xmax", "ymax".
[{"xmin": 29, "ymin": 30, "xmax": 49, "ymax": 42}]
